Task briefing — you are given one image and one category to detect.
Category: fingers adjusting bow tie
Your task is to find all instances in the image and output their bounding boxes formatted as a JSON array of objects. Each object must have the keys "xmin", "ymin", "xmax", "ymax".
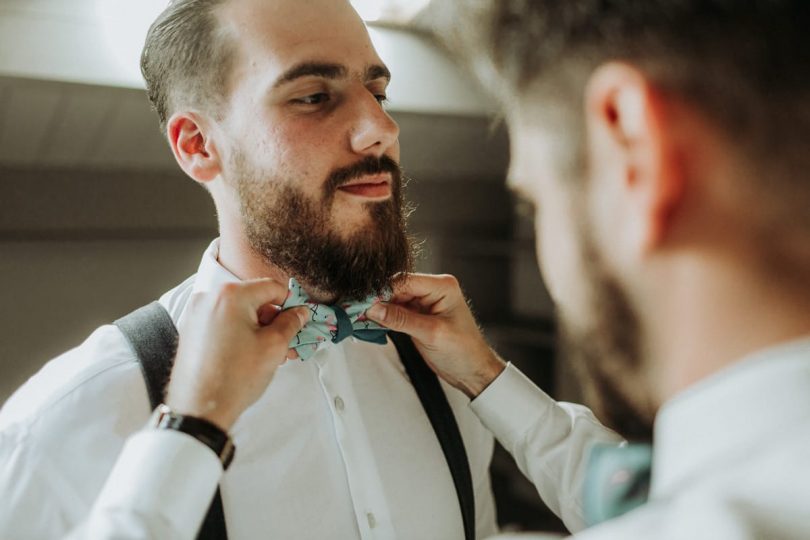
[{"xmin": 281, "ymin": 278, "xmax": 390, "ymax": 360}]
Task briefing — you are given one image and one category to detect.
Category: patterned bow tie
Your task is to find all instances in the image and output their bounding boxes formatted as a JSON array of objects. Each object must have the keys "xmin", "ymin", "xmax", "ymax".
[
  {"xmin": 583, "ymin": 443, "xmax": 652, "ymax": 526},
  {"xmin": 281, "ymin": 278, "xmax": 391, "ymax": 360}
]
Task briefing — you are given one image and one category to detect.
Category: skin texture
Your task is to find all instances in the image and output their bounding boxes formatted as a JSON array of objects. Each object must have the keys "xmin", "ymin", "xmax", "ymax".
[
  {"xmin": 161, "ymin": 0, "xmax": 405, "ymax": 430},
  {"xmin": 369, "ymin": 62, "xmax": 810, "ymax": 439}
]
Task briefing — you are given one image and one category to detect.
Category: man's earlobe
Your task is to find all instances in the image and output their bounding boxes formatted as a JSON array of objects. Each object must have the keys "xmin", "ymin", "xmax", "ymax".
[{"xmin": 167, "ymin": 112, "xmax": 222, "ymax": 184}]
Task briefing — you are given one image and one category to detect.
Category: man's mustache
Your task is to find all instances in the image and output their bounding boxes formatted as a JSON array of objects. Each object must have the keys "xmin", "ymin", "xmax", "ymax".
[{"xmin": 325, "ymin": 155, "xmax": 402, "ymax": 194}]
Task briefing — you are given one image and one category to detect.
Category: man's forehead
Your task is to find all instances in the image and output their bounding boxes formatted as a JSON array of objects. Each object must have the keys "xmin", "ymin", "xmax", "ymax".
[
  {"xmin": 219, "ymin": 0, "xmax": 383, "ymax": 83},
  {"xmin": 220, "ymin": 0, "xmax": 374, "ymax": 57},
  {"xmin": 221, "ymin": 0, "xmax": 357, "ymax": 25},
  {"xmin": 506, "ymin": 118, "xmax": 559, "ymax": 198}
]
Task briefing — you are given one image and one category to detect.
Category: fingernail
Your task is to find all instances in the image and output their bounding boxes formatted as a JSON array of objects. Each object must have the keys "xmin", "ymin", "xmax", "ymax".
[
  {"xmin": 296, "ymin": 307, "xmax": 309, "ymax": 325},
  {"xmin": 367, "ymin": 303, "xmax": 386, "ymax": 321}
]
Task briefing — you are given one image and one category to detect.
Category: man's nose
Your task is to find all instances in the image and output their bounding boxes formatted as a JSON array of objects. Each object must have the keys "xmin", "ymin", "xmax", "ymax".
[{"xmin": 348, "ymin": 91, "xmax": 400, "ymax": 158}]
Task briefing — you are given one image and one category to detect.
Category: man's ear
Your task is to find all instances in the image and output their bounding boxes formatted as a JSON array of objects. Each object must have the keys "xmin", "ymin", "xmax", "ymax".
[
  {"xmin": 585, "ymin": 62, "xmax": 685, "ymax": 254},
  {"xmin": 166, "ymin": 112, "xmax": 223, "ymax": 184}
]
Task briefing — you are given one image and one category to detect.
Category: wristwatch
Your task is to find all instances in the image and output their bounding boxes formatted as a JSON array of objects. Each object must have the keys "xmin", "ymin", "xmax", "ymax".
[{"xmin": 149, "ymin": 404, "xmax": 236, "ymax": 470}]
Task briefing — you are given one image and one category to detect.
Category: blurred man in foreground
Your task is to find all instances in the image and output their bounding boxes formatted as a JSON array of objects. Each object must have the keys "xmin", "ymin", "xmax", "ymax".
[{"xmin": 368, "ymin": 1, "xmax": 810, "ymax": 537}]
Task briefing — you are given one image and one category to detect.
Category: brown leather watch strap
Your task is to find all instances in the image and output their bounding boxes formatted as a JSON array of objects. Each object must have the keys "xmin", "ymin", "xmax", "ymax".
[{"xmin": 151, "ymin": 404, "xmax": 236, "ymax": 470}]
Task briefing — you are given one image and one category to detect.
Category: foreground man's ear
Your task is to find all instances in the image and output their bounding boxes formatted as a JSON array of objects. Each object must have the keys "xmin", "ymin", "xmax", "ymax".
[
  {"xmin": 585, "ymin": 62, "xmax": 686, "ymax": 256},
  {"xmin": 167, "ymin": 111, "xmax": 223, "ymax": 185}
]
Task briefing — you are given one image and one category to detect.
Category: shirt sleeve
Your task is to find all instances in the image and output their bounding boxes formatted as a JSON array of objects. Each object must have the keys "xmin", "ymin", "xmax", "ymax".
[
  {"xmin": 65, "ymin": 428, "xmax": 223, "ymax": 540},
  {"xmin": 470, "ymin": 363, "xmax": 624, "ymax": 533}
]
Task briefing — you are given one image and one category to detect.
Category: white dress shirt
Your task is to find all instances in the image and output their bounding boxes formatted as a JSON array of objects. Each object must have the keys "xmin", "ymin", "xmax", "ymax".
[
  {"xmin": 471, "ymin": 365, "xmax": 624, "ymax": 534},
  {"xmin": 478, "ymin": 337, "xmax": 810, "ymax": 539},
  {"xmin": 0, "ymin": 240, "xmax": 503, "ymax": 540}
]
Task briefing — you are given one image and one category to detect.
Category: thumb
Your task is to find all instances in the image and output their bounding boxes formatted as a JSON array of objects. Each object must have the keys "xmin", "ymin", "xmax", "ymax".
[
  {"xmin": 261, "ymin": 306, "xmax": 308, "ymax": 348},
  {"xmin": 367, "ymin": 303, "xmax": 436, "ymax": 343}
]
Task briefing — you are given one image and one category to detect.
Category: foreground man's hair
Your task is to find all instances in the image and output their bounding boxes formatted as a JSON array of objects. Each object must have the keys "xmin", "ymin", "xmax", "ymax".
[{"xmin": 442, "ymin": 0, "xmax": 810, "ymax": 245}]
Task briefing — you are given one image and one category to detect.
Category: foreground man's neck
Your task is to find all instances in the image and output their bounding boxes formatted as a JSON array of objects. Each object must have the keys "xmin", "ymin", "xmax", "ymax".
[{"xmin": 649, "ymin": 257, "xmax": 810, "ymax": 408}]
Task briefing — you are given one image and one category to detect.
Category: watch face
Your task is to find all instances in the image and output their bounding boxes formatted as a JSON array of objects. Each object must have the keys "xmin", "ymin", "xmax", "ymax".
[{"xmin": 150, "ymin": 404, "xmax": 235, "ymax": 470}]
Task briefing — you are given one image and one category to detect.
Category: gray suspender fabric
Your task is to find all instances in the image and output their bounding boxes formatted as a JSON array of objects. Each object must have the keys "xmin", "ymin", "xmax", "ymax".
[
  {"xmin": 115, "ymin": 301, "xmax": 475, "ymax": 540},
  {"xmin": 114, "ymin": 302, "xmax": 177, "ymax": 408},
  {"xmin": 115, "ymin": 302, "xmax": 228, "ymax": 540}
]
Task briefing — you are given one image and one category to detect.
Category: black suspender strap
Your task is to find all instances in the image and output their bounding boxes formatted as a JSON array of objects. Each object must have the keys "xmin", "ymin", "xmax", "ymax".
[
  {"xmin": 115, "ymin": 303, "xmax": 475, "ymax": 540},
  {"xmin": 389, "ymin": 331, "xmax": 476, "ymax": 540},
  {"xmin": 115, "ymin": 302, "xmax": 229, "ymax": 540}
]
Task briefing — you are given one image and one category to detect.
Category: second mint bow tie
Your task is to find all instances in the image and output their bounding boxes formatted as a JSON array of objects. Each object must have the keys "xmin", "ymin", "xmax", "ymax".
[
  {"xmin": 281, "ymin": 278, "xmax": 390, "ymax": 360},
  {"xmin": 583, "ymin": 442, "xmax": 652, "ymax": 526}
]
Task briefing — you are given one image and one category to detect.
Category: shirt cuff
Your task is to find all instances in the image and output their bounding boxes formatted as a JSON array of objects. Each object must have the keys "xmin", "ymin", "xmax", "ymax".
[
  {"xmin": 91, "ymin": 428, "xmax": 223, "ymax": 536},
  {"xmin": 470, "ymin": 362, "xmax": 558, "ymax": 449}
]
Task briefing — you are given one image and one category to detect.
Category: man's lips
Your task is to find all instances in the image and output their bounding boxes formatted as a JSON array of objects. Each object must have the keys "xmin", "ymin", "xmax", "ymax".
[{"xmin": 337, "ymin": 173, "xmax": 392, "ymax": 198}]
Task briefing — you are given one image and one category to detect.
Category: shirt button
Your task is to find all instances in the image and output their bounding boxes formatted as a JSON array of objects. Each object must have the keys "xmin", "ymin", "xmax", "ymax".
[
  {"xmin": 334, "ymin": 396, "xmax": 345, "ymax": 411},
  {"xmin": 367, "ymin": 512, "xmax": 377, "ymax": 529}
]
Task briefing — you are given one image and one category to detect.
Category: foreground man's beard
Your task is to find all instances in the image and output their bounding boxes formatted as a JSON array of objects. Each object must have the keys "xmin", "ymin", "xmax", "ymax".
[
  {"xmin": 558, "ymin": 224, "xmax": 656, "ymax": 443},
  {"xmin": 234, "ymin": 154, "xmax": 415, "ymax": 301}
]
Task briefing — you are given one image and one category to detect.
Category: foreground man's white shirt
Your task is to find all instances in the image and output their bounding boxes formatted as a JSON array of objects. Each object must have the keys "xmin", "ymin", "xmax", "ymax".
[
  {"xmin": 483, "ymin": 337, "xmax": 810, "ymax": 539},
  {"xmin": 0, "ymin": 240, "xmax": 500, "ymax": 539}
]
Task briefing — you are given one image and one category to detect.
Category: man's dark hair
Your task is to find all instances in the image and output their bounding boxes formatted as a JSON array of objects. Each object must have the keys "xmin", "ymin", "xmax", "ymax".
[
  {"xmin": 141, "ymin": 0, "xmax": 236, "ymax": 134},
  {"xmin": 440, "ymin": 1, "xmax": 810, "ymax": 234}
]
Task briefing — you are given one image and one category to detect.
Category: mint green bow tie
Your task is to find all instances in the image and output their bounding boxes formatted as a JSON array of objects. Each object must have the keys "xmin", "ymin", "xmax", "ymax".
[
  {"xmin": 583, "ymin": 443, "xmax": 652, "ymax": 526},
  {"xmin": 281, "ymin": 278, "xmax": 390, "ymax": 360}
]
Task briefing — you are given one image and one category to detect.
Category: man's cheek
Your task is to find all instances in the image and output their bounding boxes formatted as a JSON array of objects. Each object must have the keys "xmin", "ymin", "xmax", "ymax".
[
  {"xmin": 536, "ymin": 226, "xmax": 562, "ymax": 304},
  {"xmin": 538, "ymin": 215, "xmax": 580, "ymax": 308}
]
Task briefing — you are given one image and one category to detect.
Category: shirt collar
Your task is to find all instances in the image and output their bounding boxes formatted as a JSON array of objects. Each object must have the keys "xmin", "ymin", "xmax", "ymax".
[
  {"xmin": 193, "ymin": 238, "xmax": 241, "ymax": 294},
  {"xmin": 651, "ymin": 336, "xmax": 810, "ymax": 499}
]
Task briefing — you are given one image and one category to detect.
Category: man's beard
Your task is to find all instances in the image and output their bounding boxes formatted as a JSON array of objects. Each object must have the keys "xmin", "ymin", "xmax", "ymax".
[
  {"xmin": 233, "ymin": 153, "xmax": 415, "ymax": 301},
  {"xmin": 557, "ymin": 221, "xmax": 656, "ymax": 443}
]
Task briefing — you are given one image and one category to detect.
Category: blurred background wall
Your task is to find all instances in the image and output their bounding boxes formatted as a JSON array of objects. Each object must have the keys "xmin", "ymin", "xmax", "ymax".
[{"xmin": 0, "ymin": 0, "xmax": 584, "ymax": 533}]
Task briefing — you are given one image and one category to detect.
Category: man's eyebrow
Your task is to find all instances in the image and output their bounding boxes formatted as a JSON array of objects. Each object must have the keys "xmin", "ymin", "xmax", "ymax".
[
  {"xmin": 273, "ymin": 62, "xmax": 348, "ymax": 89},
  {"xmin": 366, "ymin": 63, "xmax": 391, "ymax": 83}
]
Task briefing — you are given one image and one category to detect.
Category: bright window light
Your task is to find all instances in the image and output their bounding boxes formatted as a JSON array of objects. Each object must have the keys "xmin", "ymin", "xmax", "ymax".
[
  {"xmin": 351, "ymin": 0, "xmax": 384, "ymax": 22},
  {"xmin": 351, "ymin": 0, "xmax": 432, "ymax": 23},
  {"xmin": 95, "ymin": 0, "xmax": 167, "ymax": 83},
  {"xmin": 95, "ymin": 0, "xmax": 433, "ymax": 81}
]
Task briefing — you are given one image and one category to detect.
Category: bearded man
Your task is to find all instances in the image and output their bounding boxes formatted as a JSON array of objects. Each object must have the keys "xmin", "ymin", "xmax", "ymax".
[{"xmin": 0, "ymin": 0, "xmax": 512, "ymax": 538}]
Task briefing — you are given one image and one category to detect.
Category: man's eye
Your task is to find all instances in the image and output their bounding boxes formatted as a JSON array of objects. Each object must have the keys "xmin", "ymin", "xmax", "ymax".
[
  {"xmin": 296, "ymin": 93, "xmax": 330, "ymax": 105},
  {"xmin": 374, "ymin": 94, "xmax": 388, "ymax": 105}
]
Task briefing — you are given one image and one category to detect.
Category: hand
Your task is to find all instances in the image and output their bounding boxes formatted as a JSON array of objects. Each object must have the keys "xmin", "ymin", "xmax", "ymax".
[
  {"xmin": 366, "ymin": 274, "xmax": 506, "ymax": 399},
  {"xmin": 166, "ymin": 279, "xmax": 309, "ymax": 432}
]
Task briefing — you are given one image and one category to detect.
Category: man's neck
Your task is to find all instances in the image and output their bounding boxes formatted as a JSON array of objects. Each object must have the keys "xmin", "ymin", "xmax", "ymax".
[{"xmin": 645, "ymin": 254, "xmax": 810, "ymax": 407}]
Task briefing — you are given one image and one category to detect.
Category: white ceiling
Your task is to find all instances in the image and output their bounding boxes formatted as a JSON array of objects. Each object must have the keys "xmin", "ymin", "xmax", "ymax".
[
  {"xmin": 350, "ymin": 0, "xmax": 431, "ymax": 23},
  {"xmin": 1, "ymin": 0, "xmax": 97, "ymax": 18}
]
